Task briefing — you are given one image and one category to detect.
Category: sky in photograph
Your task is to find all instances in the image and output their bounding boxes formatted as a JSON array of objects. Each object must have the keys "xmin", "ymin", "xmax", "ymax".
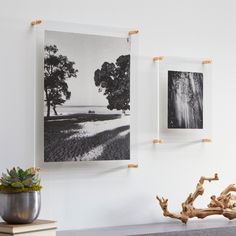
[{"xmin": 45, "ymin": 30, "xmax": 131, "ymax": 107}]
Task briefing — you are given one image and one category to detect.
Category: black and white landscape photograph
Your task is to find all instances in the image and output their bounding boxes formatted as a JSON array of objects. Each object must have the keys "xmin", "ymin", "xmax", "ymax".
[
  {"xmin": 168, "ymin": 70, "xmax": 203, "ymax": 129},
  {"xmin": 44, "ymin": 30, "xmax": 131, "ymax": 162}
]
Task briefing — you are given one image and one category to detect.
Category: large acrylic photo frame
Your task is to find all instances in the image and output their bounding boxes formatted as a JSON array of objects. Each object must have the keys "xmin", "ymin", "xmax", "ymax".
[{"xmin": 34, "ymin": 21, "xmax": 139, "ymax": 168}]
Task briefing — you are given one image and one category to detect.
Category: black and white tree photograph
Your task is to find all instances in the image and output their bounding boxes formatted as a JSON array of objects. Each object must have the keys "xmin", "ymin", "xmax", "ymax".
[
  {"xmin": 44, "ymin": 30, "xmax": 131, "ymax": 162},
  {"xmin": 168, "ymin": 70, "xmax": 203, "ymax": 129}
]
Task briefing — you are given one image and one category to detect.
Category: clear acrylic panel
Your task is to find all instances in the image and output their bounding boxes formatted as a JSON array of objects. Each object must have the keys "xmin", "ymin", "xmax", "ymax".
[
  {"xmin": 33, "ymin": 21, "xmax": 139, "ymax": 168},
  {"xmin": 155, "ymin": 56, "xmax": 212, "ymax": 143}
]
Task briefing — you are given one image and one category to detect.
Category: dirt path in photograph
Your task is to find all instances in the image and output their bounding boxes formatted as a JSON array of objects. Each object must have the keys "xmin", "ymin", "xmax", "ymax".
[
  {"xmin": 44, "ymin": 114, "xmax": 130, "ymax": 161},
  {"xmin": 79, "ymin": 129, "xmax": 129, "ymax": 161}
]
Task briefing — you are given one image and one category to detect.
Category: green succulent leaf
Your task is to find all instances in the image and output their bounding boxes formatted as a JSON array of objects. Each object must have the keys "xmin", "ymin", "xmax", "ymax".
[
  {"xmin": 22, "ymin": 178, "xmax": 33, "ymax": 187},
  {"xmin": 9, "ymin": 168, "xmax": 18, "ymax": 178},
  {"xmin": 11, "ymin": 182, "xmax": 25, "ymax": 188},
  {"xmin": 18, "ymin": 168, "xmax": 26, "ymax": 180}
]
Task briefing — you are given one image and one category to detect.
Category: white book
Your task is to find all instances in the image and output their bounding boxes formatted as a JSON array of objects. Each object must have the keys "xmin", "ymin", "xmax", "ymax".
[
  {"xmin": 0, "ymin": 220, "xmax": 57, "ymax": 235},
  {"xmin": 0, "ymin": 229, "xmax": 56, "ymax": 236}
]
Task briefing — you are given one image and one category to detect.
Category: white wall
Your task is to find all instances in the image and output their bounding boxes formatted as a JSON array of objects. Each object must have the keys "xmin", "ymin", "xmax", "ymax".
[{"xmin": 1, "ymin": 0, "xmax": 236, "ymax": 231}]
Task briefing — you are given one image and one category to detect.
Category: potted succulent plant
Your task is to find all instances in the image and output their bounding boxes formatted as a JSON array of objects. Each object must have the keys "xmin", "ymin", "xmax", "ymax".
[{"xmin": 0, "ymin": 167, "xmax": 42, "ymax": 224}]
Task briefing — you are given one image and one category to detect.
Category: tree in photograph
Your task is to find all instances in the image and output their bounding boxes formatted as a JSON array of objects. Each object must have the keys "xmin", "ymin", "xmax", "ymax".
[
  {"xmin": 44, "ymin": 45, "xmax": 78, "ymax": 118},
  {"xmin": 94, "ymin": 55, "xmax": 130, "ymax": 113}
]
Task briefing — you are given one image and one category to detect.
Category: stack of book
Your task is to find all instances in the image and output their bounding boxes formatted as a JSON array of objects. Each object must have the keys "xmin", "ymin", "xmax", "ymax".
[{"xmin": 0, "ymin": 220, "xmax": 57, "ymax": 236}]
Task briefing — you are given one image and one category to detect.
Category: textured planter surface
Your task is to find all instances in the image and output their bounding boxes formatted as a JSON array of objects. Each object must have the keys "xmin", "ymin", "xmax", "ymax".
[{"xmin": 0, "ymin": 191, "xmax": 41, "ymax": 224}]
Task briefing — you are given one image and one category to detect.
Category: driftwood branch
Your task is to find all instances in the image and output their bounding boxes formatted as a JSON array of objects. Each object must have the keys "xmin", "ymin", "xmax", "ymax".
[{"xmin": 156, "ymin": 174, "xmax": 236, "ymax": 223}]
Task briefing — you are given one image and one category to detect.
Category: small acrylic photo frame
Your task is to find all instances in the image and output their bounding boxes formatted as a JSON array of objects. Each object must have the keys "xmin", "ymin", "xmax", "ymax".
[{"xmin": 153, "ymin": 56, "xmax": 212, "ymax": 144}]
